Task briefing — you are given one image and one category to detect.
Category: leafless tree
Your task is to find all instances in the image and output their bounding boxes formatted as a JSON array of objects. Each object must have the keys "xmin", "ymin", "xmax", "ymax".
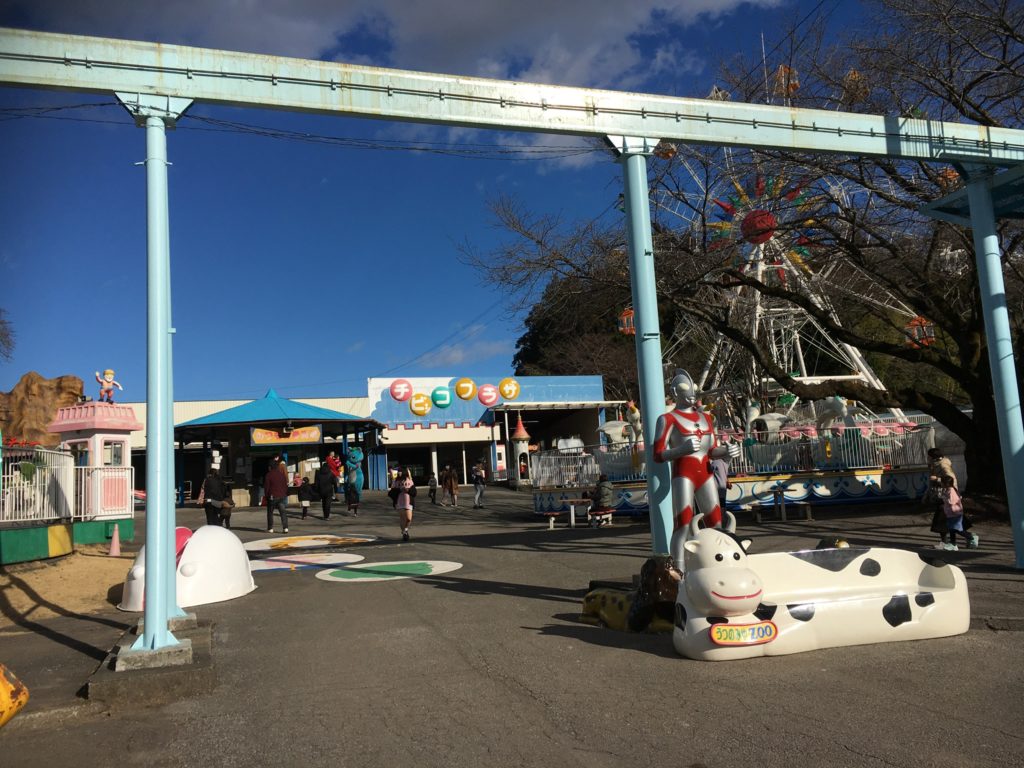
[
  {"xmin": 0, "ymin": 308, "xmax": 14, "ymax": 363},
  {"xmin": 466, "ymin": 0, "xmax": 1023, "ymax": 495}
]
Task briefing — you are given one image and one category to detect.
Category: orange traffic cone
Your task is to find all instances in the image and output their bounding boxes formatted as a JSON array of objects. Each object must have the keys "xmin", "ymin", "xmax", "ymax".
[{"xmin": 108, "ymin": 523, "xmax": 121, "ymax": 557}]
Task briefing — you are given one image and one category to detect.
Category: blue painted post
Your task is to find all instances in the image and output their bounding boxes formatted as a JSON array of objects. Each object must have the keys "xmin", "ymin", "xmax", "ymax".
[
  {"xmin": 966, "ymin": 178, "xmax": 1024, "ymax": 568},
  {"xmin": 134, "ymin": 115, "xmax": 179, "ymax": 651},
  {"xmin": 620, "ymin": 149, "xmax": 673, "ymax": 554},
  {"xmin": 163, "ymin": 159, "xmax": 185, "ymax": 620}
]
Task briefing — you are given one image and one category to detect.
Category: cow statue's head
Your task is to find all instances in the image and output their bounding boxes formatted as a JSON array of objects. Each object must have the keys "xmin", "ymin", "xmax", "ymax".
[{"xmin": 682, "ymin": 512, "xmax": 762, "ymax": 616}]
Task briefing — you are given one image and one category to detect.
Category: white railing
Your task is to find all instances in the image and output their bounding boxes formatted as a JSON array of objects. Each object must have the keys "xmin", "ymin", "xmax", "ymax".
[
  {"xmin": 532, "ymin": 451, "xmax": 603, "ymax": 489},
  {"xmin": 532, "ymin": 423, "xmax": 934, "ymax": 489},
  {"xmin": 74, "ymin": 466, "xmax": 135, "ymax": 520},
  {"xmin": 0, "ymin": 447, "xmax": 135, "ymax": 524},
  {"xmin": 1, "ymin": 447, "xmax": 74, "ymax": 523},
  {"xmin": 734, "ymin": 424, "xmax": 932, "ymax": 474}
]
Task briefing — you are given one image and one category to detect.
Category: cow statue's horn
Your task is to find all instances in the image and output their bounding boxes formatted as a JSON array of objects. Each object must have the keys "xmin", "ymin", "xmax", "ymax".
[
  {"xmin": 724, "ymin": 510, "xmax": 737, "ymax": 533},
  {"xmin": 687, "ymin": 513, "xmax": 705, "ymax": 540}
]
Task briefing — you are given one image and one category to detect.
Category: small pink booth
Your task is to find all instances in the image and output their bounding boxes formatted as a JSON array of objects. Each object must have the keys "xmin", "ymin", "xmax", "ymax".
[{"xmin": 48, "ymin": 402, "xmax": 141, "ymax": 544}]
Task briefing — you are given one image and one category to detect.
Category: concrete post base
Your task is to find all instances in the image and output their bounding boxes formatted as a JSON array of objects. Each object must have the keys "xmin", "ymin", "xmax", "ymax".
[{"xmin": 114, "ymin": 638, "xmax": 193, "ymax": 672}]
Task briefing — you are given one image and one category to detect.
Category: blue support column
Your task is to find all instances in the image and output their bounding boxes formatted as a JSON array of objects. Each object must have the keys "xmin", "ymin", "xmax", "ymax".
[
  {"xmin": 117, "ymin": 94, "xmax": 192, "ymax": 652},
  {"xmin": 134, "ymin": 115, "xmax": 178, "ymax": 650},
  {"xmin": 163, "ymin": 151, "xmax": 185, "ymax": 620},
  {"xmin": 965, "ymin": 177, "xmax": 1024, "ymax": 569},
  {"xmin": 619, "ymin": 141, "xmax": 672, "ymax": 554}
]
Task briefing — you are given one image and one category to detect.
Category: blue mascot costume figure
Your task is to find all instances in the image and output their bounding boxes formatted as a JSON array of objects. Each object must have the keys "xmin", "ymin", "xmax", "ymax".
[{"xmin": 344, "ymin": 447, "xmax": 365, "ymax": 515}]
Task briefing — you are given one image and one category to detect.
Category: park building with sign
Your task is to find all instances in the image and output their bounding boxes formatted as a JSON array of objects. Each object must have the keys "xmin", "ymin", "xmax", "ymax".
[{"xmin": 121, "ymin": 375, "xmax": 621, "ymax": 504}]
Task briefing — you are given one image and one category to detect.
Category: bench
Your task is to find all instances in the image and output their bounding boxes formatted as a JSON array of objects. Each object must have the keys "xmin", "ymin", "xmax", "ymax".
[
  {"xmin": 750, "ymin": 489, "xmax": 813, "ymax": 523},
  {"xmin": 587, "ymin": 508, "xmax": 614, "ymax": 527}
]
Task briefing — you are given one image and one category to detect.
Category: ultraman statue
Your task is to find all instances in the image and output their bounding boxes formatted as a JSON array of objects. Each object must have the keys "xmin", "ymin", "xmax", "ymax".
[{"xmin": 652, "ymin": 369, "xmax": 740, "ymax": 566}]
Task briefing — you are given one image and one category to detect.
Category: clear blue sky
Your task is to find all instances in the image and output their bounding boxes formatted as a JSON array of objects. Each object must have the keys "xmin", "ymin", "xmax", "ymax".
[{"xmin": 0, "ymin": 0, "xmax": 862, "ymax": 401}]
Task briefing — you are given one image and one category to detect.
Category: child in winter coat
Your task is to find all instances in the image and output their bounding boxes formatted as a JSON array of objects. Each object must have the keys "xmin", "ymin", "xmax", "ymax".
[{"xmin": 297, "ymin": 477, "xmax": 315, "ymax": 519}]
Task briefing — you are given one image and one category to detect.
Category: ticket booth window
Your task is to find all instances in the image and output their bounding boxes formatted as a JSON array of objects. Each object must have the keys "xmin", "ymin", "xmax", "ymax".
[
  {"xmin": 103, "ymin": 441, "xmax": 125, "ymax": 467},
  {"xmin": 69, "ymin": 441, "xmax": 90, "ymax": 467}
]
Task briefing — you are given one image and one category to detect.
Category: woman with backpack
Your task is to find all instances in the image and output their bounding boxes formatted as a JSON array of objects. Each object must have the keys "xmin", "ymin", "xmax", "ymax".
[{"xmin": 392, "ymin": 467, "xmax": 416, "ymax": 541}]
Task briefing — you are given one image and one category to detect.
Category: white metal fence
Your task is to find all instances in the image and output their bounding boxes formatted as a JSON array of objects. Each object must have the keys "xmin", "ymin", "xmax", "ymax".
[
  {"xmin": 1, "ymin": 447, "xmax": 135, "ymax": 524},
  {"xmin": 532, "ymin": 424, "xmax": 934, "ymax": 489},
  {"xmin": 1, "ymin": 447, "xmax": 74, "ymax": 523}
]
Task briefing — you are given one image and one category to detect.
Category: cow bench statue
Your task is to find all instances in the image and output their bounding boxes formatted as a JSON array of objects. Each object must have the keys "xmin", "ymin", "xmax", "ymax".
[{"xmin": 673, "ymin": 512, "xmax": 970, "ymax": 661}]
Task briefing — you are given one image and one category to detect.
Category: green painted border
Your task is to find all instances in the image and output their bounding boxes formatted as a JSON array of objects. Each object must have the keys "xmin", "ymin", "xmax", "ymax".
[
  {"xmin": 0, "ymin": 519, "xmax": 136, "ymax": 565},
  {"xmin": 73, "ymin": 518, "xmax": 135, "ymax": 545},
  {"xmin": 0, "ymin": 525, "xmax": 57, "ymax": 565}
]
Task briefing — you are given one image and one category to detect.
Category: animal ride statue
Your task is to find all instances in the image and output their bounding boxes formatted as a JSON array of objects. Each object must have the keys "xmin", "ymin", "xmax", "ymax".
[
  {"xmin": 653, "ymin": 369, "xmax": 740, "ymax": 565},
  {"xmin": 344, "ymin": 446, "xmax": 365, "ymax": 515},
  {"xmin": 672, "ymin": 512, "xmax": 971, "ymax": 661}
]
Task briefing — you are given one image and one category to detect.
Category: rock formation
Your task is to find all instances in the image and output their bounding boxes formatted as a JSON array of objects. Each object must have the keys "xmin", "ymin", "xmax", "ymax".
[{"xmin": 0, "ymin": 372, "xmax": 83, "ymax": 447}]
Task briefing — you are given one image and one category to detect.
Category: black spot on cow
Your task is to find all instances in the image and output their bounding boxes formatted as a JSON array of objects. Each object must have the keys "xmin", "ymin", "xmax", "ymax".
[
  {"xmin": 675, "ymin": 603, "xmax": 687, "ymax": 630},
  {"xmin": 789, "ymin": 546, "xmax": 871, "ymax": 572},
  {"xmin": 859, "ymin": 558, "xmax": 881, "ymax": 577},
  {"xmin": 883, "ymin": 594, "xmax": 912, "ymax": 627},
  {"xmin": 915, "ymin": 592, "xmax": 935, "ymax": 607},
  {"xmin": 754, "ymin": 603, "xmax": 778, "ymax": 621},
  {"xmin": 707, "ymin": 616, "xmax": 729, "ymax": 625},
  {"xmin": 787, "ymin": 603, "xmax": 815, "ymax": 622}
]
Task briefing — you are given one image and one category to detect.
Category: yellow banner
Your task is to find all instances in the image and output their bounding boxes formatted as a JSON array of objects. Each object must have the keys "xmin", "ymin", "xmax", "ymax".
[{"xmin": 250, "ymin": 425, "xmax": 322, "ymax": 446}]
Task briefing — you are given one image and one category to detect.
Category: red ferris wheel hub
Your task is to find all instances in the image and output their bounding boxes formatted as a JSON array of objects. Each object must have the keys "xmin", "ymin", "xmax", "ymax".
[{"xmin": 740, "ymin": 209, "xmax": 777, "ymax": 244}]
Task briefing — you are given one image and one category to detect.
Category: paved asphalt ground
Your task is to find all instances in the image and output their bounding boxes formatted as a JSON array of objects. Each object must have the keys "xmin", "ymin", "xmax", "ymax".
[{"xmin": 3, "ymin": 488, "xmax": 1024, "ymax": 767}]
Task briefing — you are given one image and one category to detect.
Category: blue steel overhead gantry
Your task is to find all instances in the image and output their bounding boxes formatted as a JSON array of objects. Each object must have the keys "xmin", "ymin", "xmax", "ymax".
[{"xmin": 1, "ymin": 28, "xmax": 1022, "ymax": 654}]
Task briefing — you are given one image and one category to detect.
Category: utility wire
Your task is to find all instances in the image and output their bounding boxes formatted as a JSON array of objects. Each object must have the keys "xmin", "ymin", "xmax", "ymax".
[{"xmin": 0, "ymin": 102, "xmax": 603, "ymax": 161}]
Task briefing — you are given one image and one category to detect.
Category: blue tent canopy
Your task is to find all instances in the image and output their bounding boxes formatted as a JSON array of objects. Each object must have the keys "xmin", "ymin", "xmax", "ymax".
[{"xmin": 176, "ymin": 388, "xmax": 382, "ymax": 432}]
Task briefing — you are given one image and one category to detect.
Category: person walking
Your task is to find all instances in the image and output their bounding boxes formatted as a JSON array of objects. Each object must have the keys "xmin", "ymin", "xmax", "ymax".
[
  {"xmin": 438, "ymin": 466, "xmax": 450, "ymax": 506},
  {"xmin": 939, "ymin": 475, "xmax": 976, "ymax": 551},
  {"xmin": 393, "ymin": 467, "xmax": 416, "ymax": 541},
  {"xmin": 926, "ymin": 447, "xmax": 972, "ymax": 549},
  {"xmin": 316, "ymin": 461, "xmax": 336, "ymax": 520},
  {"xmin": 472, "ymin": 462, "xmax": 486, "ymax": 509},
  {"xmin": 297, "ymin": 476, "xmax": 315, "ymax": 519},
  {"xmin": 264, "ymin": 458, "xmax": 290, "ymax": 533},
  {"xmin": 710, "ymin": 456, "xmax": 731, "ymax": 511},
  {"xmin": 441, "ymin": 465, "xmax": 459, "ymax": 507},
  {"xmin": 201, "ymin": 467, "xmax": 227, "ymax": 527},
  {"xmin": 428, "ymin": 472, "xmax": 438, "ymax": 504}
]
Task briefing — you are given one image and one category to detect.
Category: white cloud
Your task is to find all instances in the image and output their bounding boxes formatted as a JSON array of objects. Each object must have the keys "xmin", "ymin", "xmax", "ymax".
[{"xmin": 428, "ymin": 339, "xmax": 513, "ymax": 367}]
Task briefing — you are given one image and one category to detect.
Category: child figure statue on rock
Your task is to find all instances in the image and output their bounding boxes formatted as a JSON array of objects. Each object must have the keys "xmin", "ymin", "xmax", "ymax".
[
  {"xmin": 653, "ymin": 369, "xmax": 740, "ymax": 566},
  {"xmin": 94, "ymin": 369, "xmax": 123, "ymax": 404}
]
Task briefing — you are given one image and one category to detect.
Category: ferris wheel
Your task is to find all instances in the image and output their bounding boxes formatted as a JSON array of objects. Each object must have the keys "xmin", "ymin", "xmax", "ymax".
[{"xmin": 649, "ymin": 164, "xmax": 910, "ymax": 426}]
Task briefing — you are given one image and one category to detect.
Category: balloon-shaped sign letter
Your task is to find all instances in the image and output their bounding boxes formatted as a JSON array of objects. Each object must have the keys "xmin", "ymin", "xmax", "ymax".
[
  {"xmin": 431, "ymin": 386, "xmax": 453, "ymax": 408},
  {"xmin": 478, "ymin": 384, "xmax": 500, "ymax": 407},
  {"xmin": 390, "ymin": 379, "xmax": 413, "ymax": 402},
  {"xmin": 410, "ymin": 393, "xmax": 432, "ymax": 416},
  {"xmin": 455, "ymin": 378, "xmax": 477, "ymax": 400},
  {"xmin": 499, "ymin": 377, "xmax": 520, "ymax": 400}
]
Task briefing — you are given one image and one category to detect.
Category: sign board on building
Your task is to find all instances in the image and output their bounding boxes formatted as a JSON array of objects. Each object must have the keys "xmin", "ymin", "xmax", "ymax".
[{"xmin": 250, "ymin": 425, "xmax": 323, "ymax": 446}]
